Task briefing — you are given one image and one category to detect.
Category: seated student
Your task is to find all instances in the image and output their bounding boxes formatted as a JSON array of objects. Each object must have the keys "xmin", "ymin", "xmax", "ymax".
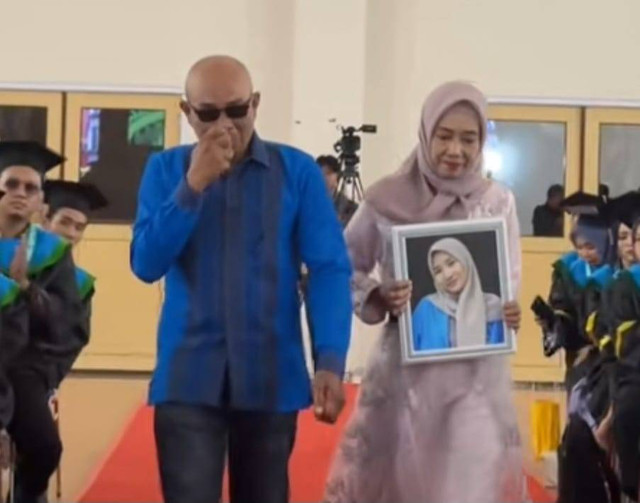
[
  {"xmin": 577, "ymin": 199, "xmax": 640, "ymax": 428},
  {"xmin": 0, "ymin": 271, "xmax": 28, "ymax": 430},
  {"xmin": 411, "ymin": 237, "xmax": 503, "ymax": 351},
  {"xmin": 573, "ymin": 193, "xmax": 640, "ymax": 414},
  {"xmin": 539, "ymin": 193, "xmax": 621, "ymax": 503},
  {"xmin": 42, "ymin": 180, "xmax": 107, "ymax": 379},
  {"xmin": 606, "ymin": 195, "xmax": 640, "ymax": 502},
  {"xmin": 609, "ymin": 263, "xmax": 640, "ymax": 502},
  {"xmin": 539, "ymin": 192, "xmax": 617, "ymax": 390},
  {"xmin": 552, "ymin": 192, "xmax": 640, "ymax": 503},
  {"xmin": 0, "ymin": 141, "xmax": 84, "ymax": 503}
]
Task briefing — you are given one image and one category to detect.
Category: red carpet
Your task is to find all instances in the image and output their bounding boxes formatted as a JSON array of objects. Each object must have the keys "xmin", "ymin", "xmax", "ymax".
[{"xmin": 79, "ymin": 384, "xmax": 555, "ymax": 502}]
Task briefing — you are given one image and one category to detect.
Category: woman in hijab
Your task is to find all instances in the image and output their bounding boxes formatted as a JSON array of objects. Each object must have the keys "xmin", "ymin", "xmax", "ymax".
[
  {"xmin": 571, "ymin": 215, "xmax": 616, "ymax": 284},
  {"xmin": 587, "ymin": 212, "xmax": 640, "ymax": 356},
  {"xmin": 550, "ymin": 196, "xmax": 640, "ymax": 503},
  {"xmin": 412, "ymin": 238, "xmax": 504, "ymax": 351},
  {"xmin": 577, "ymin": 215, "xmax": 638, "ymax": 433},
  {"xmin": 616, "ymin": 221, "xmax": 636, "ymax": 271},
  {"xmin": 583, "ymin": 210, "xmax": 639, "ymax": 361},
  {"xmin": 557, "ymin": 195, "xmax": 640, "ymax": 503},
  {"xmin": 606, "ymin": 202, "xmax": 640, "ymax": 502},
  {"xmin": 323, "ymin": 82, "xmax": 527, "ymax": 503},
  {"xmin": 540, "ymin": 210, "xmax": 617, "ymax": 385}
]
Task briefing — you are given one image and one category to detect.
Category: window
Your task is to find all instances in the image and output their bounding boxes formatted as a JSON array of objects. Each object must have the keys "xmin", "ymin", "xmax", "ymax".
[
  {"xmin": 583, "ymin": 108, "xmax": 640, "ymax": 197},
  {"xmin": 486, "ymin": 106, "xmax": 581, "ymax": 245}
]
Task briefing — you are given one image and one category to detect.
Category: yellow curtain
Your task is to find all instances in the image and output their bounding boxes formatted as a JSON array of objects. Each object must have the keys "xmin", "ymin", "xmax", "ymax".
[{"xmin": 530, "ymin": 399, "xmax": 560, "ymax": 459}]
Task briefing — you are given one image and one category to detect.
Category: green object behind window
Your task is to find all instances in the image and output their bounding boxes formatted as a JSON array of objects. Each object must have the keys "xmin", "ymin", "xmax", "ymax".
[{"xmin": 128, "ymin": 110, "xmax": 165, "ymax": 147}]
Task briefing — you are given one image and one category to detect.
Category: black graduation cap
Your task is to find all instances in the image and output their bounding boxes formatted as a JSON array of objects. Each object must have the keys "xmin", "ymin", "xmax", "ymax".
[
  {"xmin": 609, "ymin": 191, "xmax": 640, "ymax": 229},
  {"xmin": 560, "ymin": 191, "xmax": 613, "ymax": 227},
  {"xmin": 0, "ymin": 141, "xmax": 64, "ymax": 176},
  {"xmin": 43, "ymin": 180, "xmax": 108, "ymax": 215},
  {"xmin": 561, "ymin": 191, "xmax": 607, "ymax": 216}
]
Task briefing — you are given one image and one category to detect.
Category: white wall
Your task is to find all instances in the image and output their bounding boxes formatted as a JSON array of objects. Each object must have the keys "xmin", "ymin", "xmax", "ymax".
[
  {"xmin": 290, "ymin": 0, "xmax": 367, "ymax": 155},
  {"xmin": 1, "ymin": 0, "xmax": 249, "ymax": 86}
]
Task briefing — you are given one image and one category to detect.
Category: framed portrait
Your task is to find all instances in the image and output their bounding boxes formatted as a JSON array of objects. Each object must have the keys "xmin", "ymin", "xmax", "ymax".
[{"xmin": 392, "ymin": 217, "xmax": 516, "ymax": 365}]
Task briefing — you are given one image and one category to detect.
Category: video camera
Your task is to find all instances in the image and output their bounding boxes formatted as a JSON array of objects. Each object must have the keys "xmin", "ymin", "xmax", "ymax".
[{"xmin": 333, "ymin": 124, "xmax": 377, "ymax": 172}]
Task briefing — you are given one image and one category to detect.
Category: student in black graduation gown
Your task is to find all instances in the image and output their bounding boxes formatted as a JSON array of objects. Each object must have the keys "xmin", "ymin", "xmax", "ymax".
[
  {"xmin": 0, "ymin": 141, "xmax": 84, "ymax": 503},
  {"xmin": 41, "ymin": 179, "xmax": 107, "ymax": 378},
  {"xmin": 574, "ymin": 198, "xmax": 637, "ymax": 407},
  {"xmin": 539, "ymin": 192, "xmax": 616, "ymax": 388},
  {"xmin": 0, "ymin": 190, "xmax": 29, "ymax": 432},
  {"xmin": 536, "ymin": 192, "xmax": 622, "ymax": 503},
  {"xmin": 610, "ymin": 268, "xmax": 640, "ymax": 503},
  {"xmin": 581, "ymin": 193, "xmax": 640, "ymax": 430},
  {"xmin": 606, "ymin": 194, "xmax": 640, "ymax": 502},
  {"xmin": 0, "ymin": 269, "xmax": 28, "ymax": 431},
  {"xmin": 552, "ymin": 192, "xmax": 640, "ymax": 503}
]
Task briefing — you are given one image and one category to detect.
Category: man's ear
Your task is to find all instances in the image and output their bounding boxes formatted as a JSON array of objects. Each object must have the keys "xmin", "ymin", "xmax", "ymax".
[{"xmin": 252, "ymin": 92, "xmax": 261, "ymax": 111}]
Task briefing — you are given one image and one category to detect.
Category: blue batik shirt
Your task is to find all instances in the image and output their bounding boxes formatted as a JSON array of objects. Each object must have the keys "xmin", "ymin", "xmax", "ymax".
[{"xmin": 131, "ymin": 135, "xmax": 353, "ymax": 412}]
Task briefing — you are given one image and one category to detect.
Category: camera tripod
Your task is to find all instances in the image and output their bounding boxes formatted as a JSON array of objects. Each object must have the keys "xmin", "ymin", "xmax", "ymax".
[
  {"xmin": 331, "ymin": 123, "xmax": 376, "ymax": 206},
  {"xmin": 334, "ymin": 161, "xmax": 365, "ymax": 205}
]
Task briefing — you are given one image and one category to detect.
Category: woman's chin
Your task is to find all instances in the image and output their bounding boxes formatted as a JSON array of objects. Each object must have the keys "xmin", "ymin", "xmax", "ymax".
[
  {"xmin": 439, "ymin": 171, "xmax": 463, "ymax": 180},
  {"xmin": 434, "ymin": 164, "xmax": 467, "ymax": 179}
]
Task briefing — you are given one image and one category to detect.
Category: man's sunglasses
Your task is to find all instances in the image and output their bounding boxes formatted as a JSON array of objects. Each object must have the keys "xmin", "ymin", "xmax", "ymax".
[{"xmin": 188, "ymin": 96, "xmax": 253, "ymax": 123}]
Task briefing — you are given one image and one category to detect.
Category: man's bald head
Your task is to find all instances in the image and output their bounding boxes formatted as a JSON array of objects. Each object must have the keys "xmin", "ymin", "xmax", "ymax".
[
  {"xmin": 185, "ymin": 55, "xmax": 253, "ymax": 104},
  {"xmin": 181, "ymin": 55, "xmax": 260, "ymax": 157}
]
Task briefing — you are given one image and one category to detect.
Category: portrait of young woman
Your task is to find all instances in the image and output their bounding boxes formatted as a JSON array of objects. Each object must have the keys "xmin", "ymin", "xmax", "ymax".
[{"xmin": 393, "ymin": 217, "xmax": 516, "ymax": 364}]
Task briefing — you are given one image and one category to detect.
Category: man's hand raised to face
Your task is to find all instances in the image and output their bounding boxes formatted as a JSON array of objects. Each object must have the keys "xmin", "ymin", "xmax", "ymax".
[{"xmin": 186, "ymin": 126, "xmax": 239, "ymax": 193}]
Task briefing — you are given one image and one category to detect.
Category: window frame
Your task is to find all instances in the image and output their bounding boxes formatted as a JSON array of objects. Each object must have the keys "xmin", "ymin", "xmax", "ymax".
[
  {"xmin": 63, "ymin": 92, "xmax": 181, "ymax": 241},
  {"xmin": 487, "ymin": 105, "xmax": 582, "ymax": 254},
  {"xmin": 583, "ymin": 107, "xmax": 640, "ymax": 195},
  {"xmin": 0, "ymin": 91, "xmax": 64, "ymax": 179}
]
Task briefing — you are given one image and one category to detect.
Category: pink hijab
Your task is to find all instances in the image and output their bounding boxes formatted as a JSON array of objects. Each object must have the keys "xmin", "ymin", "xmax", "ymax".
[{"xmin": 365, "ymin": 81, "xmax": 491, "ymax": 223}]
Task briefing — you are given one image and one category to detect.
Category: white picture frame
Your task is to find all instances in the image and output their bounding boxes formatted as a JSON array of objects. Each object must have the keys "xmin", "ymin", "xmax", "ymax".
[{"xmin": 392, "ymin": 217, "xmax": 516, "ymax": 365}]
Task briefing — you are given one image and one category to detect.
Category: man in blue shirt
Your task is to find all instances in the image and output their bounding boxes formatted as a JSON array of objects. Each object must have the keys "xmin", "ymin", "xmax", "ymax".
[{"xmin": 130, "ymin": 55, "xmax": 353, "ymax": 503}]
